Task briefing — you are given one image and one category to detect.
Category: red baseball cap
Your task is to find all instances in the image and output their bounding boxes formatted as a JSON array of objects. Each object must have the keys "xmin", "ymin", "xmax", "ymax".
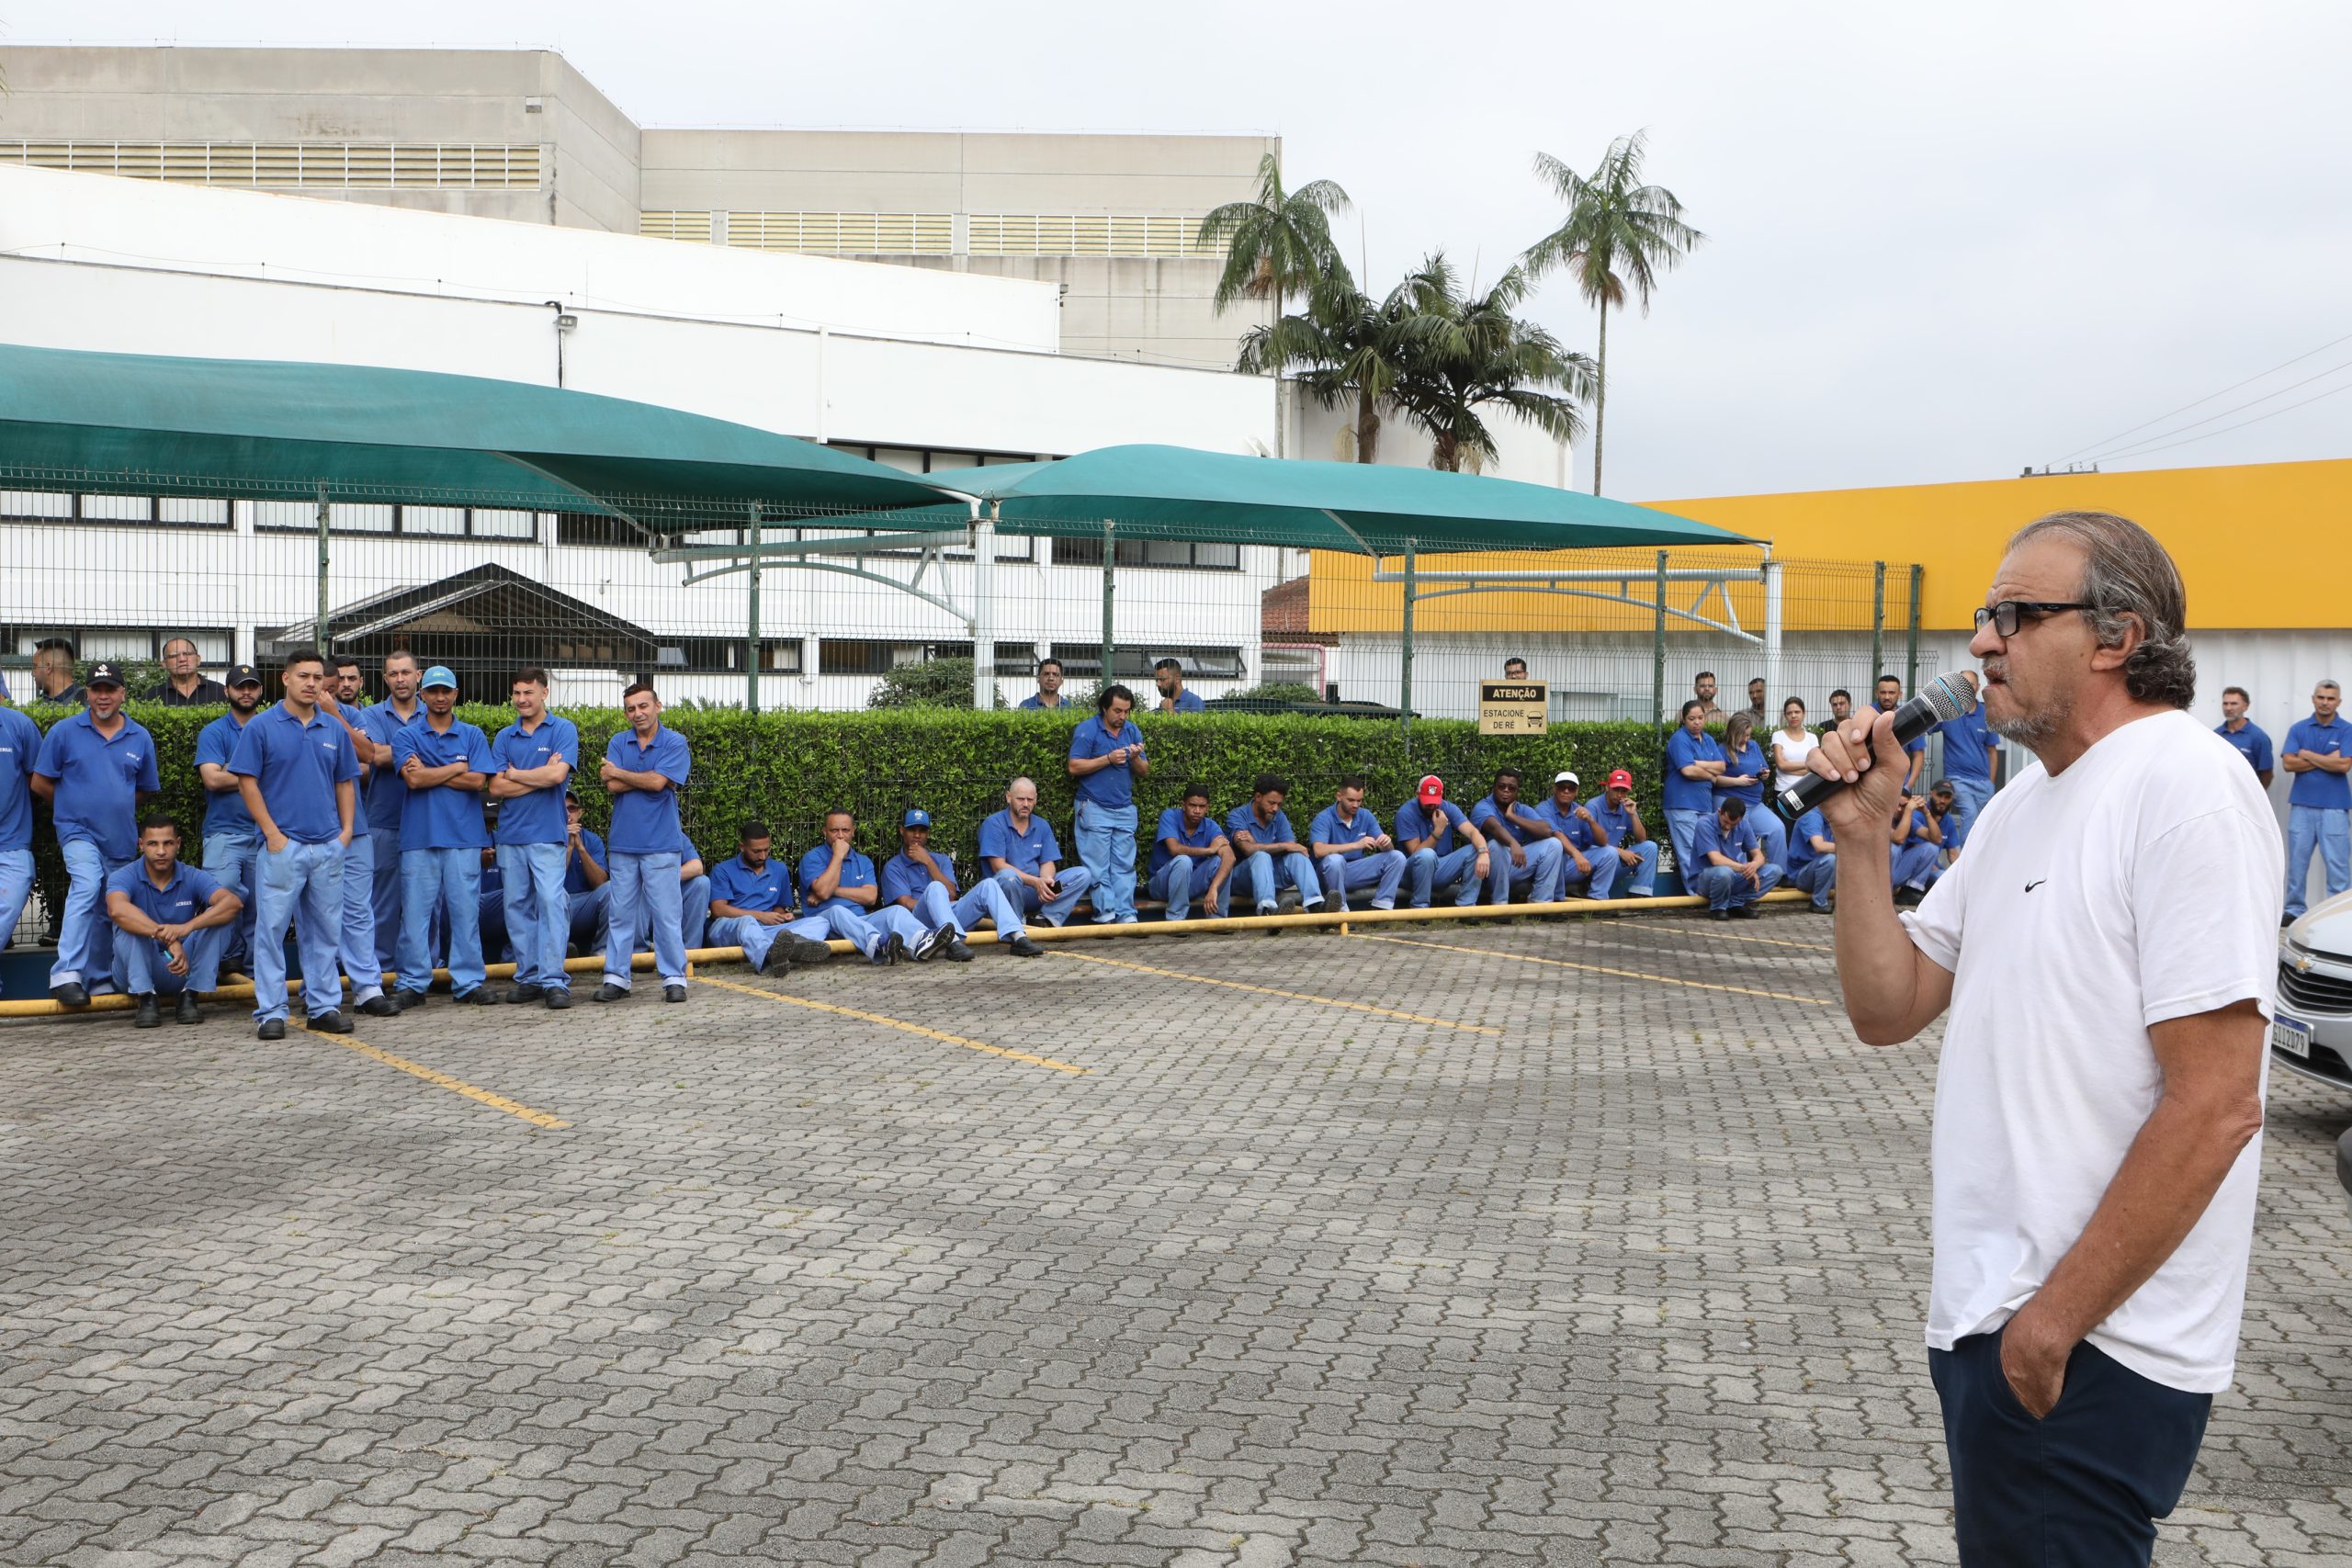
[
  {"xmin": 1605, "ymin": 768, "xmax": 1634, "ymax": 791},
  {"xmin": 1417, "ymin": 774, "xmax": 1446, "ymax": 806}
]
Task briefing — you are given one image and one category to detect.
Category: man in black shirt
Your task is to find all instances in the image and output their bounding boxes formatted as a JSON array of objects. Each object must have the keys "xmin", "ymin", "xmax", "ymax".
[
  {"xmin": 30, "ymin": 639, "xmax": 85, "ymax": 707},
  {"xmin": 145, "ymin": 637, "xmax": 230, "ymax": 706}
]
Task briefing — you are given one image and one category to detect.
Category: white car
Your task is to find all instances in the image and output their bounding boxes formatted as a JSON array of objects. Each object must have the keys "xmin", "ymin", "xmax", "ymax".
[{"xmin": 2276, "ymin": 889, "xmax": 2352, "ymax": 1092}]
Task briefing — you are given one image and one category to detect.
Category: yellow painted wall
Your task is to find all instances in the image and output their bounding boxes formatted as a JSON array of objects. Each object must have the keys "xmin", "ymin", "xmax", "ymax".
[{"xmin": 1307, "ymin": 458, "xmax": 2352, "ymax": 634}]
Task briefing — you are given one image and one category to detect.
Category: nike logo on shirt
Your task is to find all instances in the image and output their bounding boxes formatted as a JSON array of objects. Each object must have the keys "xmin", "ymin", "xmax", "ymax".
[{"xmin": 2024, "ymin": 879, "xmax": 2047, "ymax": 892}]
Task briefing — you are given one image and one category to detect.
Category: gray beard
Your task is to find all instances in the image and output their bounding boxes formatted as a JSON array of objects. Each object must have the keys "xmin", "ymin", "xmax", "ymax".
[{"xmin": 1987, "ymin": 691, "xmax": 2070, "ymax": 749}]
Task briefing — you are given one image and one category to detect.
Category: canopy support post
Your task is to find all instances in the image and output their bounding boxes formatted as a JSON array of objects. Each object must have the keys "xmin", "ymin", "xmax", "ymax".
[
  {"xmin": 1101, "ymin": 519, "xmax": 1115, "ymax": 695},
  {"xmin": 1905, "ymin": 563, "xmax": 1924, "ymax": 692},
  {"xmin": 1399, "ymin": 538, "xmax": 1416, "ymax": 747},
  {"xmin": 744, "ymin": 502, "xmax": 763, "ymax": 716},
  {"xmin": 1762, "ymin": 555, "xmax": 1783, "ymax": 712},
  {"xmin": 1652, "ymin": 551, "xmax": 1668, "ymax": 740},
  {"xmin": 313, "ymin": 480, "xmax": 332, "ymax": 654},
  {"xmin": 971, "ymin": 502, "xmax": 997, "ymax": 711},
  {"xmin": 1870, "ymin": 561, "xmax": 1887, "ymax": 693}
]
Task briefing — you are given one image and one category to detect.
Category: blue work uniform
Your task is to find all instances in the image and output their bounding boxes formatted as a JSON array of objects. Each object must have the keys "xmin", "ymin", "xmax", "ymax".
[
  {"xmin": 490, "ymin": 714, "xmax": 579, "ymax": 994},
  {"xmin": 1892, "ymin": 810, "xmax": 1944, "ymax": 893},
  {"xmin": 1158, "ymin": 690, "xmax": 1206, "ymax": 713},
  {"xmin": 1663, "ymin": 729, "xmax": 1725, "ymax": 885},
  {"xmin": 1589, "ymin": 795, "xmax": 1659, "ymax": 897},
  {"xmin": 2214, "ymin": 719, "xmax": 2273, "ymax": 775},
  {"xmin": 1308, "ymin": 802, "xmax": 1407, "ymax": 911},
  {"xmin": 1146, "ymin": 807, "xmax": 1230, "ymax": 920},
  {"xmin": 1935, "ymin": 705, "xmax": 2001, "ymax": 852},
  {"xmin": 1069, "ymin": 714, "xmax": 1146, "ymax": 920},
  {"xmin": 1713, "ymin": 740, "xmax": 1784, "ymax": 870},
  {"xmin": 195, "ymin": 709, "xmax": 263, "ymax": 975},
  {"xmin": 1689, "ymin": 812, "xmax": 1784, "ymax": 910},
  {"xmin": 229, "ymin": 703, "xmax": 359, "ymax": 1023},
  {"xmin": 979, "ymin": 808, "xmax": 1093, "ymax": 926},
  {"xmin": 1788, "ymin": 808, "xmax": 1837, "ymax": 910},
  {"xmin": 106, "ymin": 859, "xmax": 232, "ymax": 997},
  {"xmin": 1224, "ymin": 802, "xmax": 1320, "ymax": 914},
  {"xmin": 0, "ymin": 706, "xmax": 45, "ymax": 976},
  {"xmin": 356, "ymin": 698, "xmax": 425, "ymax": 966},
  {"xmin": 1532, "ymin": 796, "xmax": 1619, "ymax": 899},
  {"xmin": 390, "ymin": 716, "xmax": 493, "ymax": 999},
  {"xmin": 1016, "ymin": 694, "xmax": 1080, "ymax": 712},
  {"xmin": 1470, "ymin": 793, "xmax": 1565, "ymax": 906},
  {"xmin": 35, "ymin": 708, "xmax": 162, "ymax": 995},
  {"xmin": 563, "ymin": 826, "xmax": 610, "ymax": 952},
  {"xmin": 1394, "ymin": 797, "xmax": 1483, "ymax": 909},
  {"xmin": 707, "ymin": 851, "xmax": 797, "ymax": 971},
  {"xmin": 797, "ymin": 842, "xmax": 928, "ymax": 957},
  {"xmin": 2283, "ymin": 714, "xmax": 2350, "ymax": 919},
  {"xmin": 602, "ymin": 724, "xmax": 692, "ymax": 992},
  {"xmin": 881, "ymin": 846, "xmax": 1027, "ymax": 941}
]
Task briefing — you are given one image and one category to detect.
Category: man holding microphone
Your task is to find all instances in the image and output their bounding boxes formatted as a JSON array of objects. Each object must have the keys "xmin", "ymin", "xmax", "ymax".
[{"xmin": 1807, "ymin": 511, "xmax": 2277, "ymax": 1565}]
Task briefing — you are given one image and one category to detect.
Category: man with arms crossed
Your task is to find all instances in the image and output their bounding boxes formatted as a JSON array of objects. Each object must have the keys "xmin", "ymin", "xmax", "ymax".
[
  {"xmin": 1810, "ymin": 511, "xmax": 2277, "ymax": 1565},
  {"xmin": 596, "ymin": 682, "xmax": 692, "ymax": 1004},
  {"xmin": 355, "ymin": 652, "xmax": 425, "ymax": 970},
  {"xmin": 106, "ymin": 815, "xmax": 243, "ymax": 1027},
  {"xmin": 318, "ymin": 658, "xmax": 397, "ymax": 1017},
  {"xmin": 486, "ymin": 668, "xmax": 578, "ymax": 1009},
  {"xmin": 390, "ymin": 667, "xmax": 495, "ymax": 1010},
  {"xmin": 193, "ymin": 664, "xmax": 266, "ymax": 976},
  {"xmin": 229, "ymin": 650, "xmax": 359, "ymax": 1039},
  {"xmin": 2280, "ymin": 678, "xmax": 2348, "ymax": 925}
]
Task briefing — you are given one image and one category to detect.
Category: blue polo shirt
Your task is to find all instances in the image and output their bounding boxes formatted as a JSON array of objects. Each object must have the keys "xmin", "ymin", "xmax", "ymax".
[
  {"xmin": 490, "ymin": 714, "xmax": 579, "ymax": 846},
  {"xmin": 105, "ymin": 859, "xmax": 226, "ymax": 926},
  {"xmin": 1937, "ymin": 706, "xmax": 1999, "ymax": 785},
  {"xmin": 36, "ymin": 710, "xmax": 162, "ymax": 861},
  {"xmin": 709, "ymin": 852, "xmax": 792, "ymax": 915},
  {"xmin": 1663, "ymin": 729, "xmax": 1723, "ymax": 812},
  {"xmin": 797, "ymin": 844, "xmax": 881, "ymax": 915},
  {"xmin": 1159, "ymin": 690, "xmax": 1206, "ymax": 713},
  {"xmin": 1016, "ymin": 694, "xmax": 1079, "ymax": 712},
  {"xmin": 881, "ymin": 848, "xmax": 962, "ymax": 904},
  {"xmin": 605, "ymin": 725, "xmax": 691, "ymax": 853},
  {"xmin": 1589, "ymin": 797, "xmax": 1638, "ymax": 848},
  {"xmin": 1693, "ymin": 812, "xmax": 1760, "ymax": 866},
  {"xmin": 390, "ymin": 716, "xmax": 493, "ymax": 851},
  {"xmin": 357, "ymin": 700, "xmax": 425, "ymax": 834},
  {"xmin": 1715, "ymin": 740, "xmax": 1767, "ymax": 806},
  {"xmin": 1069, "ymin": 715, "xmax": 1145, "ymax": 808},
  {"xmin": 1788, "ymin": 809, "xmax": 1832, "ymax": 874},
  {"xmin": 1532, "ymin": 796, "xmax": 1603, "ymax": 852},
  {"xmin": 226, "ymin": 703, "xmax": 356, "ymax": 847},
  {"xmin": 1393, "ymin": 798, "xmax": 1469, "ymax": 855},
  {"xmin": 979, "ymin": 809, "xmax": 1063, "ymax": 876},
  {"xmin": 0, "ymin": 705, "xmax": 41, "ymax": 852},
  {"xmin": 2286, "ymin": 717, "xmax": 2349, "ymax": 808},
  {"xmin": 1309, "ymin": 803, "xmax": 1384, "ymax": 852},
  {"xmin": 2215, "ymin": 719, "xmax": 2274, "ymax": 775},
  {"xmin": 563, "ymin": 828, "xmax": 607, "ymax": 896},
  {"xmin": 1468, "ymin": 794, "xmax": 1540, "ymax": 843},
  {"xmin": 194, "ymin": 711, "xmax": 260, "ymax": 843},
  {"xmin": 1149, "ymin": 807, "xmax": 1226, "ymax": 876},
  {"xmin": 1224, "ymin": 804, "xmax": 1297, "ymax": 853}
]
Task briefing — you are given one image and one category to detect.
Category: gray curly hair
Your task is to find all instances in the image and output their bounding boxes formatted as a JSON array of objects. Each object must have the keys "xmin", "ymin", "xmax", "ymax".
[{"xmin": 2007, "ymin": 510, "xmax": 2196, "ymax": 709}]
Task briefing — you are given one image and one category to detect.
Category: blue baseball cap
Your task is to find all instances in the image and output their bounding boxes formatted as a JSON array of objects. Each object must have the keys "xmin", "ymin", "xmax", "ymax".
[
  {"xmin": 420, "ymin": 665, "xmax": 458, "ymax": 690},
  {"xmin": 901, "ymin": 808, "xmax": 932, "ymax": 828}
]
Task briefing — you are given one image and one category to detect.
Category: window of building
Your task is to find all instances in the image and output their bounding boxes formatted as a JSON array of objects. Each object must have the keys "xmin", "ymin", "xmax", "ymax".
[
  {"xmin": 254, "ymin": 501, "xmax": 542, "ymax": 540},
  {"xmin": 10, "ymin": 626, "xmax": 233, "ymax": 664},
  {"xmin": 0, "ymin": 140, "xmax": 542, "ymax": 191},
  {"xmin": 1052, "ymin": 536, "xmax": 1242, "ymax": 571},
  {"xmin": 651, "ymin": 637, "xmax": 803, "ymax": 675},
  {"xmin": 1047, "ymin": 644, "xmax": 1245, "ymax": 681},
  {"xmin": 1, "ymin": 491, "xmax": 233, "ymax": 529}
]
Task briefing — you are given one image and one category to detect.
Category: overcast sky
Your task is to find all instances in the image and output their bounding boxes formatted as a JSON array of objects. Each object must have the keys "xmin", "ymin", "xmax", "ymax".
[{"xmin": 10, "ymin": 1, "xmax": 2349, "ymax": 500}]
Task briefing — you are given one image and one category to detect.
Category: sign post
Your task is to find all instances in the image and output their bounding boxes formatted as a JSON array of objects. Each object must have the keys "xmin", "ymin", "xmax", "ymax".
[{"xmin": 1477, "ymin": 681, "xmax": 1548, "ymax": 737}]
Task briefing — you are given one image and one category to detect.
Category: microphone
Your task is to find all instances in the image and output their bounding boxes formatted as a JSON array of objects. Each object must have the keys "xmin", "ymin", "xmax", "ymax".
[{"xmin": 1775, "ymin": 671, "xmax": 1980, "ymax": 821}]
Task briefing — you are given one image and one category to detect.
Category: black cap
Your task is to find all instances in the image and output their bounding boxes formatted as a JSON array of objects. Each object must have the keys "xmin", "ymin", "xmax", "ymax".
[
  {"xmin": 225, "ymin": 663, "xmax": 262, "ymax": 687},
  {"xmin": 85, "ymin": 661, "xmax": 125, "ymax": 688}
]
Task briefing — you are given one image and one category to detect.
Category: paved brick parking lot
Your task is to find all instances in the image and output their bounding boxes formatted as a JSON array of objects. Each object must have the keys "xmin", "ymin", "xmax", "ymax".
[{"xmin": 3, "ymin": 910, "xmax": 2346, "ymax": 1567}]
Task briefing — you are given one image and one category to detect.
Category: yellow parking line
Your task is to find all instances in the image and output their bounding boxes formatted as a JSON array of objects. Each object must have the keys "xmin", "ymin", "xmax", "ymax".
[
  {"xmin": 696, "ymin": 974, "xmax": 1088, "ymax": 1074},
  {"xmin": 300, "ymin": 1026, "xmax": 571, "ymax": 1129},
  {"xmin": 1636, "ymin": 923, "xmax": 1836, "ymax": 953},
  {"xmin": 1049, "ymin": 948, "xmax": 1500, "ymax": 1035},
  {"xmin": 1347, "ymin": 932, "xmax": 1834, "ymax": 1006}
]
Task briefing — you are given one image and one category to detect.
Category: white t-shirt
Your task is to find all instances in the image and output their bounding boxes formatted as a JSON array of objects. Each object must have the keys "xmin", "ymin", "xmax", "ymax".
[
  {"xmin": 1770, "ymin": 729, "xmax": 1820, "ymax": 794},
  {"xmin": 1900, "ymin": 708, "xmax": 2280, "ymax": 1393}
]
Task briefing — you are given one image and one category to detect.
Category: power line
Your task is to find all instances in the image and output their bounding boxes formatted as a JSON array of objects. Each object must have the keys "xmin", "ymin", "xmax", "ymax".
[
  {"xmin": 2092, "ymin": 378, "xmax": 2352, "ymax": 465},
  {"xmin": 2055, "ymin": 328, "xmax": 2352, "ymax": 463},
  {"xmin": 2078, "ymin": 355, "xmax": 2352, "ymax": 465}
]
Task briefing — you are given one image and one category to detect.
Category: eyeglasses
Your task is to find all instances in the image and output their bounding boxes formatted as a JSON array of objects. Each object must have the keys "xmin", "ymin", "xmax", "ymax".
[{"xmin": 1973, "ymin": 600, "xmax": 2091, "ymax": 637}]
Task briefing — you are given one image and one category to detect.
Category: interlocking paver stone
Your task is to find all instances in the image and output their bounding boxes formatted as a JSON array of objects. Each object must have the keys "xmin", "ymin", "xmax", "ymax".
[{"xmin": 2, "ymin": 911, "xmax": 2346, "ymax": 1565}]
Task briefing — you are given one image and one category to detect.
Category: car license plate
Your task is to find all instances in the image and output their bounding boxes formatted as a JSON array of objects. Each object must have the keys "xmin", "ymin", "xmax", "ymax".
[{"xmin": 2272, "ymin": 1015, "xmax": 2312, "ymax": 1059}]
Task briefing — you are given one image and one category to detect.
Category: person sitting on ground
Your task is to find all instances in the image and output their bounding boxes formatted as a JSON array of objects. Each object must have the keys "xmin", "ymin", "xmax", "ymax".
[
  {"xmin": 1889, "ymin": 789, "xmax": 1944, "ymax": 902},
  {"xmin": 1590, "ymin": 769, "xmax": 1660, "ymax": 897},
  {"xmin": 1919, "ymin": 780, "xmax": 1962, "ymax": 864},
  {"xmin": 1393, "ymin": 774, "xmax": 1490, "ymax": 910},
  {"xmin": 979, "ymin": 777, "xmax": 1093, "ymax": 927},
  {"xmin": 1147, "ymin": 785, "xmax": 1234, "ymax": 922},
  {"xmin": 1017, "ymin": 656, "xmax": 1078, "ymax": 712},
  {"xmin": 1530, "ymin": 772, "xmax": 1618, "ymax": 899},
  {"xmin": 1469, "ymin": 768, "xmax": 1566, "ymax": 907},
  {"xmin": 1309, "ymin": 774, "xmax": 1408, "ymax": 912},
  {"xmin": 1152, "ymin": 657, "xmax": 1206, "ymax": 714},
  {"xmin": 1225, "ymin": 773, "xmax": 1322, "ymax": 916},
  {"xmin": 798, "ymin": 808, "xmax": 950, "ymax": 964},
  {"xmin": 882, "ymin": 807, "xmax": 1045, "ymax": 956},
  {"xmin": 1787, "ymin": 807, "xmax": 1837, "ymax": 913},
  {"xmin": 1690, "ymin": 796, "xmax": 1783, "ymax": 919},
  {"xmin": 105, "ymin": 815, "xmax": 243, "ymax": 1028},
  {"xmin": 707, "ymin": 821, "xmax": 837, "ymax": 977},
  {"xmin": 561, "ymin": 791, "xmax": 609, "ymax": 955},
  {"xmin": 1716, "ymin": 713, "xmax": 1786, "ymax": 870}
]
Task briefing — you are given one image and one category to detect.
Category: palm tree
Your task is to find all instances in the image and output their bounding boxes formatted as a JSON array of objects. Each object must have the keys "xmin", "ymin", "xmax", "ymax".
[
  {"xmin": 1385, "ymin": 254, "xmax": 1595, "ymax": 473},
  {"xmin": 1198, "ymin": 153, "xmax": 1352, "ymax": 451},
  {"xmin": 1236, "ymin": 273, "xmax": 1427, "ymax": 463},
  {"xmin": 1521, "ymin": 131, "xmax": 1702, "ymax": 493}
]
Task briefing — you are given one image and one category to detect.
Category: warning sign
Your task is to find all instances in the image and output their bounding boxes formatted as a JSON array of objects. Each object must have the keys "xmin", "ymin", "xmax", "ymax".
[{"xmin": 1477, "ymin": 681, "xmax": 1549, "ymax": 736}]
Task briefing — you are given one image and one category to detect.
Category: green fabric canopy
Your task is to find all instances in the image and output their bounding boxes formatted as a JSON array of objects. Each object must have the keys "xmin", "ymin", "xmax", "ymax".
[
  {"xmin": 917, "ymin": 444, "xmax": 1754, "ymax": 553},
  {"xmin": 0, "ymin": 341, "xmax": 949, "ymax": 519}
]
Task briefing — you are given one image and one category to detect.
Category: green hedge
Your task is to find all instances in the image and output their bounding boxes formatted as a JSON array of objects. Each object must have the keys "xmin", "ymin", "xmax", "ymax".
[{"xmin": 17, "ymin": 704, "xmax": 1668, "ymax": 886}]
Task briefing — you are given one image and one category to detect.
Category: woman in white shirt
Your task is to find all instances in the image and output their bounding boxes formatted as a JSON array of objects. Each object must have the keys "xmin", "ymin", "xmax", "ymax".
[{"xmin": 1771, "ymin": 697, "xmax": 1819, "ymax": 795}]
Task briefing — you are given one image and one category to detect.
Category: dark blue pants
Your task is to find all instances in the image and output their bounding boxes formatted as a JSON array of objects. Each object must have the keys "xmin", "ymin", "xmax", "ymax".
[{"xmin": 1929, "ymin": 1328, "xmax": 2211, "ymax": 1566}]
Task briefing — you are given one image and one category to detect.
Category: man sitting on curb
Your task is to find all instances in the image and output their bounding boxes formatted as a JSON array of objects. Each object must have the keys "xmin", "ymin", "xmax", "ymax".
[
  {"xmin": 1147, "ymin": 785, "xmax": 1235, "ymax": 922},
  {"xmin": 1393, "ymin": 774, "xmax": 1490, "ymax": 909},
  {"xmin": 1529, "ymin": 772, "xmax": 1618, "ymax": 899},
  {"xmin": 1469, "ymin": 768, "xmax": 1565, "ymax": 908},
  {"xmin": 979, "ymin": 777, "xmax": 1092, "ymax": 928},
  {"xmin": 707, "ymin": 821, "xmax": 837, "ymax": 977},
  {"xmin": 798, "ymin": 808, "xmax": 950, "ymax": 965},
  {"xmin": 1788, "ymin": 807, "xmax": 1837, "ymax": 913},
  {"xmin": 1226, "ymin": 773, "xmax": 1322, "ymax": 917},
  {"xmin": 1310, "ymin": 775, "xmax": 1408, "ymax": 912},
  {"xmin": 1589, "ymin": 769, "xmax": 1660, "ymax": 897},
  {"xmin": 105, "ymin": 814, "xmax": 243, "ymax": 1028},
  {"xmin": 1690, "ymin": 797, "xmax": 1783, "ymax": 919},
  {"xmin": 882, "ymin": 807, "xmax": 1046, "ymax": 957}
]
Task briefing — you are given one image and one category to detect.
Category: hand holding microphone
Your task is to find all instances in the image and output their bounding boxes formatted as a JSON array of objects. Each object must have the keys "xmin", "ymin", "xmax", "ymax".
[{"xmin": 1782, "ymin": 671, "xmax": 1979, "ymax": 839}]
